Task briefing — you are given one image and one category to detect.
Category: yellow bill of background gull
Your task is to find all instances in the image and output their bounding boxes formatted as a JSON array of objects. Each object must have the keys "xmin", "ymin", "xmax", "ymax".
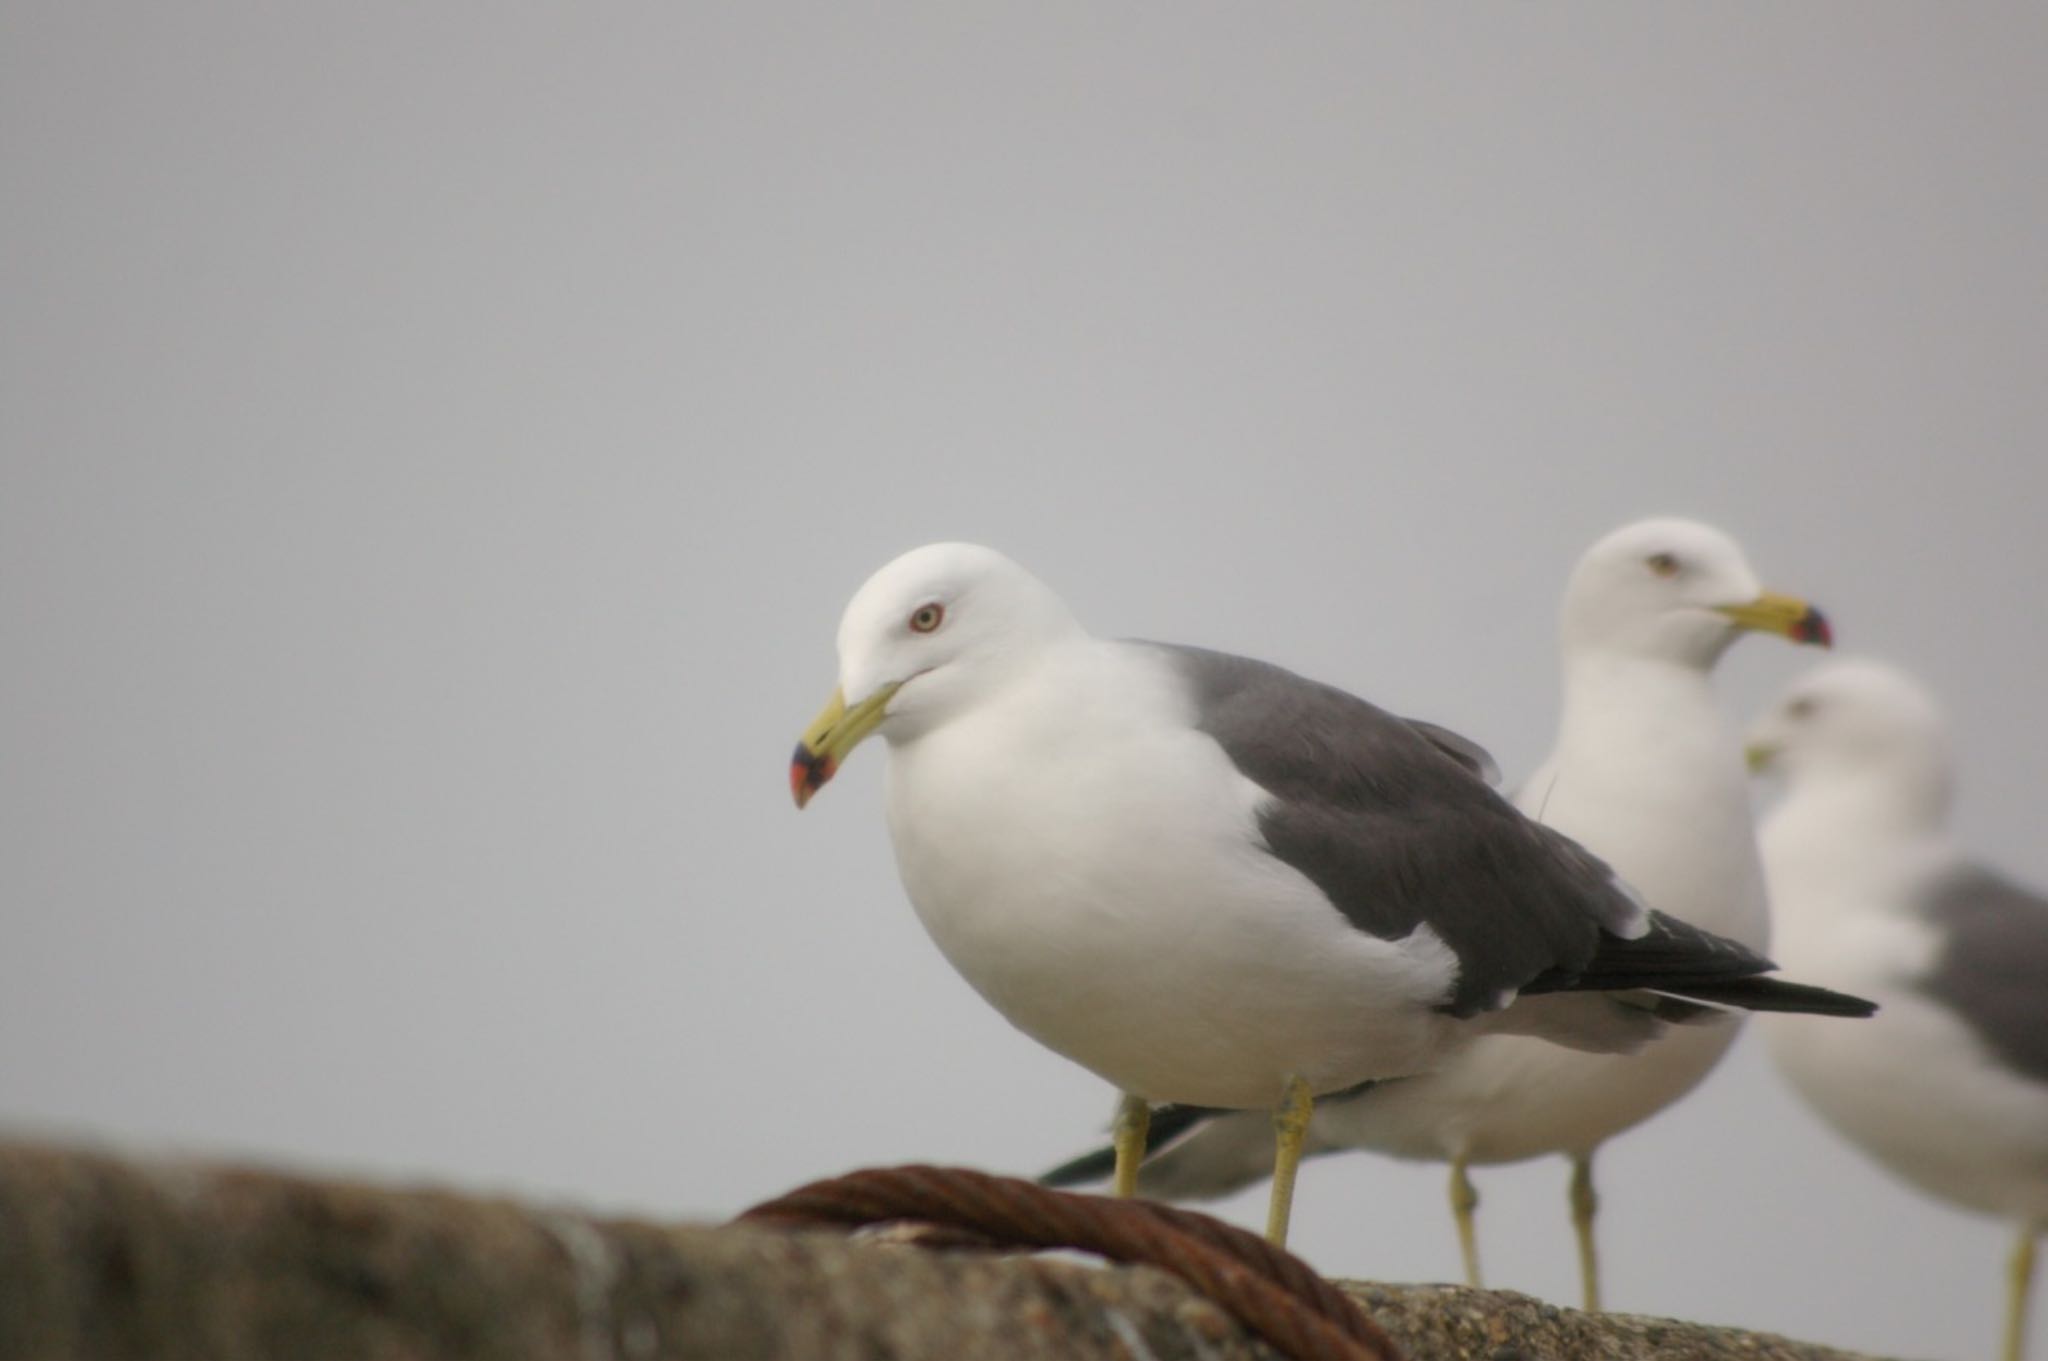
[
  {"xmin": 791, "ymin": 541, "xmax": 1873, "ymax": 1247},
  {"xmin": 1042, "ymin": 517, "xmax": 1832, "ymax": 1308},
  {"xmin": 1748, "ymin": 658, "xmax": 2048, "ymax": 1361}
]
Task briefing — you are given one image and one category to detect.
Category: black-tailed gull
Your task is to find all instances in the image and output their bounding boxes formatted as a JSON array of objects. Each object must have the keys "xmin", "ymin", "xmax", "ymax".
[
  {"xmin": 1748, "ymin": 658, "xmax": 2046, "ymax": 1361},
  {"xmin": 791, "ymin": 541, "xmax": 1872, "ymax": 1246},
  {"xmin": 1040, "ymin": 518, "xmax": 1834, "ymax": 1302}
]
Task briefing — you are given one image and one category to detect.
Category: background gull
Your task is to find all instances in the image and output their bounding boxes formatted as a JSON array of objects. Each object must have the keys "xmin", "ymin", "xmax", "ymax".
[
  {"xmin": 792, "ymin": 541, "xmax": 1871, "ymax": 1246},
  {"xmin": 1749, "ymin": 658, "xmax": 2048, "ymax": 1361},
  {"xmin": 1043, "ymin": 517, "xmax": 1832, "ymax": 1309}
]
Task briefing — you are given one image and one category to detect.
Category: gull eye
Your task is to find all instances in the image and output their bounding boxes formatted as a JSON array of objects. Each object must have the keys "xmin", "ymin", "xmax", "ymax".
[
  {"xmin": 1645, "ymin": 552, "xmax": 1680, "ymax": 578},
  {"xmin": 908, "ymin": 602, "xmax": 945, "ymax": 634},
  {"xmin": 1786, "ymin": 696, "xmax": 1819, "ymax": 720}
]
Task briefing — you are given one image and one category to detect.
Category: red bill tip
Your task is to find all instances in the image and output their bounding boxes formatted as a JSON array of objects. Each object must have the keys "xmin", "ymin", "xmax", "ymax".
[{"xmin": 790, "ymin": 745, "xmax": 835, "ymax": 808}]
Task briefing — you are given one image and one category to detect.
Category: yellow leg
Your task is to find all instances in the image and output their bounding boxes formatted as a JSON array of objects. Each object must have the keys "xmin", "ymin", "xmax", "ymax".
[
  {"xmin": 1448, "ymin": 1156, "xmax": 1482, "ymax": 1288},
  {"xmin": 1265, "ymin": 1075, "xmax": 1315, "ymax": 1246},
  {"xmin": 1110, "ymin": 1093, "xmax": 1150, "ymax": 1199},
  {"xmin": 1569, "ymin": 1151, "xmax": 1602, "ymax": 1313},
  {"xmin": 2006, "ymin": 1220, "xmax": 2039, "ymax": 1361}
]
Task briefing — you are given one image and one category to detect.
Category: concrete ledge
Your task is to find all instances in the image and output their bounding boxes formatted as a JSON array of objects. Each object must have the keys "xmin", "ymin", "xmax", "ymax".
[{"xmin": 0, "ymin": 1140, "xmax": 1881, "ymax": 1360}]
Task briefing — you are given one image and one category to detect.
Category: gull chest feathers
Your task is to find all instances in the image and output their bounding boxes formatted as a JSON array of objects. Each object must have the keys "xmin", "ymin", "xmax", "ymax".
[
  {"xmin": 883, "ymin": 641, "xmax": 1458, "ymax": 1107},
  {"xmin": 1538, "ymin": 659, "xmax": 1770, "ymax": 948}
]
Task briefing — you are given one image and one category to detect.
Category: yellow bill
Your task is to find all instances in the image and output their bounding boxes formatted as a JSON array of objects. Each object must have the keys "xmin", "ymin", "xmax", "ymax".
[
  {"xmin": 1715, "ymin": 592, "xmax": 1832, "ymax": 647},
  {"xmin": 789, "ymin": 682, "xmax": 899, "ymax": 808}
]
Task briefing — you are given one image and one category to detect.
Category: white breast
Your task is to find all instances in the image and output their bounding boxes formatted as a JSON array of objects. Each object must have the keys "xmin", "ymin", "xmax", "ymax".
[
  {"xmin": 881, "ymin": 640, "xmax": 1464, "ymax": 1109},
  {"xmin": 1762, "ymin": 841, "xmax": 2048, "ymax": 1221}
]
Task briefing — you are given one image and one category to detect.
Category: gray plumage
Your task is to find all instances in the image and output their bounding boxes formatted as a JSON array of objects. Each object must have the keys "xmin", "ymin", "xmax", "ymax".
[
  {"xmin": 1400, "ymin": 718, "xmax": 1503, "ymax": 785},
  {"xmin": 1154, "ymin": 642, "xmax": 1642, "ymax": 1018},
  {"xmin": 1919, "ymin": 864, "xmax": 2048, "ymax": 1086},
  {"xmin": 1147, "ymin": 644, "xmax": 1870, "ymax": 1023}
]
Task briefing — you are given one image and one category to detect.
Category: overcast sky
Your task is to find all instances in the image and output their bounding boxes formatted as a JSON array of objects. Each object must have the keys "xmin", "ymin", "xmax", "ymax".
[{"xmin": 4, "ymin": 7, "xmax": 2045, "ymax": 1359}]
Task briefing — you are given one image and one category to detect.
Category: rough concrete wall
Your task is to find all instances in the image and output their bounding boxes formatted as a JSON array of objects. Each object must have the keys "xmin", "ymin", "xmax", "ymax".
[{"xmin": 0, "ymin": 1140, "xmax": 1881, "ymax": 1361}]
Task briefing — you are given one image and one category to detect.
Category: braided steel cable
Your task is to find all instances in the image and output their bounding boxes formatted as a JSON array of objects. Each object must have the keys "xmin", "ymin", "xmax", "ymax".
[{"xmin": 738, "ymin": 1165, "xmax": 1406, "ymax": 1361}]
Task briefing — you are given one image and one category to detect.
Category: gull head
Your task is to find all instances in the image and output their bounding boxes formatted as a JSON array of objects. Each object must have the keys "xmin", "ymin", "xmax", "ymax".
[
  {"xmin": 1559, "ymin": 517, "xmax": 1831, "ymax": 667},
  {"xmin": 1745, "ymin": 658, "xmax": 1953, "ymax": 803},
  {"xmin": 790, "ymin": 543, "xmax": 1082, "ymax": 807}
]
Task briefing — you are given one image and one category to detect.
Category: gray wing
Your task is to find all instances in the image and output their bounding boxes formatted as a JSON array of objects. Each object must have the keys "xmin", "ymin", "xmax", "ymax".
[
  {"xmin": 1919, "ymin": 864, "xmax": 2048, "ymax": 1086},
  {"xmin": 1403, "ymin": 719, "xmax": 1501, "ymax": 785},
  {"xmin": 1146, "ymin": 642, "xmax": 1642, "ymax": 1017}
]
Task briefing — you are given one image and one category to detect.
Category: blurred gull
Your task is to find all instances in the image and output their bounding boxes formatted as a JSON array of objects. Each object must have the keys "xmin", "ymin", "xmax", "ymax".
[
  {"xmin": 1749, "ymin": 658, "xmax": 2047, "ymax": 1361},
  {"xmin": 790, "ymin": 541, "xmax": 1871, "ymax": 1248},
  {"xmin": 1043, "ymin": 518, "xmax": 1833, "ymax": 1308}
]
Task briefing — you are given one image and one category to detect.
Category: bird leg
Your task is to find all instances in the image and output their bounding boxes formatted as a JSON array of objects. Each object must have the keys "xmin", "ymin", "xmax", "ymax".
[
  {"xmin": 2007, "ymin": 1219, "xmax": 2040, "ymax": 1361},
  {"xmin": 1448, "ymin": 1156, "xmax": 1482, "ymax": 1287},
  {"xmin": 1265, "ymin": 1075, "xmax": 1315, "ymax": 1246},
  {"xmin": 1110, "ymin": 1092, "xmax": 1150, "ymax": 1199},
  {"xmin": 1569, "ymin": 1151, "xmax": 1602, "ymax": 1312}
]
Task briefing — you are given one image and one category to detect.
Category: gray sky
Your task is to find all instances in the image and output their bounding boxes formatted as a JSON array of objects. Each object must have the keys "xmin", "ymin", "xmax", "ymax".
[{"xmin": 3, "ymin": 7, "xmax": 2044, "ymax": 1358}]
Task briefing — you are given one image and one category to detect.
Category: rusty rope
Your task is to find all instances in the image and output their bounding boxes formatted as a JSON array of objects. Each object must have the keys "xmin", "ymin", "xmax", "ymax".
[{"xmin": 737, "ymin": 1164, "xmax": 1407, "ymax": 1361}]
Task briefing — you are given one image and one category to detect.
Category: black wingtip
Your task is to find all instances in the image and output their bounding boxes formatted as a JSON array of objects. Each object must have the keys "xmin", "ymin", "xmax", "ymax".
[
  {"xmin": 1771, "ymin": 980, "xmax": 1879, "ymax": 1017},
  {"xmin": 1036, "ymin": 1102, "xmax": 1226, "ymax": 1188},
  {"xmin": 1673, "ymin": 975, "xmax": 1878, "ymax": 1018},
  {"xmin": 1039, "ymin": 1144, "xmax": 1119, "ymax": 1188}
]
